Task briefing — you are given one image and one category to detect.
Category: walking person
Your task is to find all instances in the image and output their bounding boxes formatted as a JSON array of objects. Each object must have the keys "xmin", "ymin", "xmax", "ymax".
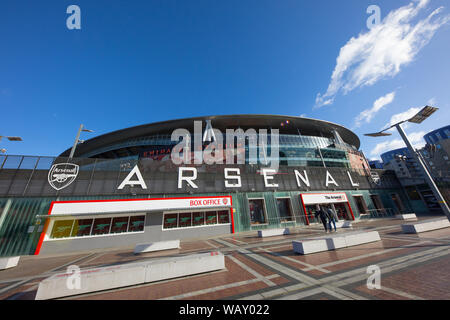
[
  {"xmin": 315, "ymin": 206, "xmax": 329, "ymax": 232},
  {"xmin": 327, "ymin": 206, "xmax": 338, "ymax": 232}
]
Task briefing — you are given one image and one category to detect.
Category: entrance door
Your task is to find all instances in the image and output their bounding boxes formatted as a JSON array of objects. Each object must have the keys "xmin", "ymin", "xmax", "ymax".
[
  {"xmin": 334, "ymin": 203, "xmax": 351, "ymax": 220},
  {"xmin": 305, "ymin": 205, "xmax": 320, "ymax": 224},
  {"xmin": 390, "ymin": 193, "xmax": 405, "ymax": 213},
  {"xmin": 353, "ymin": 196, "xmax": 368, "ymax": 215},
  {"xmin": 370, "ymin": 195, "xmax": 385, "ymax": 214}
]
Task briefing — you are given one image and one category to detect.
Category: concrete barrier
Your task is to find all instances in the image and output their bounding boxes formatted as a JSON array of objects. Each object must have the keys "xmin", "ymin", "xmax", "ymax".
[
  {"xmin": 257, "ymin": 228, "xmax": 290, "ymax": 238},
  {"xmin": 335, "ymin": 221, "xmax": 353, "ymax": 228},
  {"xmin": 134, "ymin": 240, "xmax": 180, "ymax": 254},
  {"xmin": 35, "ymin": 251, "xmax": 225, "ymax": 300},
  {"xmin": 292, "ymin": 231, "xmax": 380, "ymax": 255},
  {"xmin": 396, "ymin": 214, "xmax": 418, "ymax": 221},
  {"xmin": 401, "ymin": 218, "xmax": 450, "ymax": 234},
  {"xmin": 0, "ymin": 256, "xmax": 20, "ymax": 270}
]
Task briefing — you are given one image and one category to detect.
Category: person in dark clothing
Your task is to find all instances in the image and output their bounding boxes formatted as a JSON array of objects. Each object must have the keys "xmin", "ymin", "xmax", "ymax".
[
  {"xmin": 327, "ymin": 207, "xmax": 338, "ymax": 232},
  {"xmin": 314, "ymin": 206, "xmax": 329, "ymax": 232}
]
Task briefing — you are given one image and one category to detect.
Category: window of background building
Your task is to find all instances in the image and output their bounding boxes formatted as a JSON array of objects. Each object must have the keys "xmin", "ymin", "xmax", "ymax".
[
  {"xmin": 276, "ymin": 198, "xmax": 294, "ymax": 222},
  {"xmin": 71, "ymin": 219, "xmax": 93, "ymax": 237},
  {"xmin": 248, "ymin": 199, "xmax": 267, "ymax": 224},
  {"xmin": 92, "ymin": 218, "xmax": 112, "ymax": 235}
]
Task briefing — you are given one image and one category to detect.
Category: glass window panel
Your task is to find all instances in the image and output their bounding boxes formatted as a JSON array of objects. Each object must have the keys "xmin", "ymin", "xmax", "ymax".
[
  {"xmin": 18, "ymin": 157, "xmax": 38, "ymax": 169},
  {"xmin": 163, "ymin": 213, "xmax": 178, "ymax": 229},
  {"xmin": 218, "ymin": 210, "xmax": 230, "ymax": 224},
  {"xmin": 178, "ymin": 212, "xmax": 192, "ymax": 228},
  {"xmin": 51, "ymin": 220, "xmax": 74, "ymax": 239},
  {"xmin": 36, "ymin": 157, "xmax": 56, "ymax": 170},
  {"xmin": 192, "ymin": 212, "xmax": 205, "ymax": 226},
  {"xmin": 205, "ymin": 211, "xmax": 218, "ymax": 225},
  {"xmin": 110, "ymin": 217, "xmax": 129, "ymax": 234},
  {"xmin": 92, "ymin": 217, "xmax": 112, "ymax": 235},
  {"xmin": 129, "ymin": 215, "xmax": 145, "ymax": 232},
  {"xmin": 277, "ymin": 198, "xmax": 293, "ymax": 221},
  {"xmin": 248, "ymin": 199, "xmax": 267, "ymax": 224},
  {"xmin": 2, "ymin": 156, "xmax": 22, "ymax": 169},
  {"xmin": 71, "ymin": 219, "xmax": 93, "ymax": 237}
]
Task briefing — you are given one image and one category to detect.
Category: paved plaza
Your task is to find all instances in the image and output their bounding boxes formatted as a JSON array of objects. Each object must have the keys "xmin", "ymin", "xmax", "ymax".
[{"xmin": 0, "ymin": 216, "xmax": 449, "ymax": 300}]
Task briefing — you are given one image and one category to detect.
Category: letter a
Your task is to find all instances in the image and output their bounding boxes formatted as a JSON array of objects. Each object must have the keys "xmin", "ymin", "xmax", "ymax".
[
  {"xmin": 118, "ymin": 165, "xmax": 147, "ymax": 189},
  {"xmin": 66, "ymin": 5, "xmax": 81, "ymax": 30}
]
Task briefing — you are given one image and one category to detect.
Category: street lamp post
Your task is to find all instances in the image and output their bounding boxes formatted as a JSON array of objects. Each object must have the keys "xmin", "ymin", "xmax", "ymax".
[
  {"xmin": 68, "ymin": 124, "xmax": 94, "ymax": 159},
  {"xmin": 365, "ymin": 106, "xmax": 450, "ymax": 221}
]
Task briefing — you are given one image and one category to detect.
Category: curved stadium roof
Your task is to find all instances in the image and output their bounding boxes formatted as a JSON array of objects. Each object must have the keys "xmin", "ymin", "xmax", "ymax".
[{"xmin": 59, "ymin": 115, "xmax": 360, "ymax": 158}]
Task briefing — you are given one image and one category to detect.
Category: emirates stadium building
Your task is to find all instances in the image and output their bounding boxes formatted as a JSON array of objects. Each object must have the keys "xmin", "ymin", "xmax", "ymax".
[{"xmin": 0, "ymin": 115, "xmax": 414, "ymax": 257}]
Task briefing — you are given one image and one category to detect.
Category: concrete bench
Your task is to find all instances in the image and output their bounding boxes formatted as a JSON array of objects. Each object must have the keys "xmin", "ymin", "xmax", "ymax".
[
  {"xmin": 292, "ymin": 231, "xmax": 381, "ymax": 255},
  {"xmin": 134, "ymin": 240, "xmax": 180, "ymax": 254},
  {"xmin": 35, "ymin": 251, "xmax": 225, "ymax": 300},
  {"xmin": 0, "ymin": 256, "xmax": 20, "ymax": 270},
  {"xmin": 401, "ymin": 218, "xmax": 450, "ymax": 234},
  {"xmin": 334, "ymin": 221, "xmax": 352, "ymax": 228},
  {"xmin": 257, "ymin": 228, "xmax": 290, "ymax": 238},
  {"xmin": 396, "ymin": 214, "xmax": 418, "ymax": 221}
]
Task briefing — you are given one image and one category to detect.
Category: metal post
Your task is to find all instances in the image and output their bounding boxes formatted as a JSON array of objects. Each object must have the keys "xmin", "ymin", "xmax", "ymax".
[
  {"xmin": 395, "ymin": 123, "xmax": 450, "ymax": 221},
  {"xmin": 69, "ymin": 124, "xmax": 83, "ymax": 159},
  {"xmin": 317, "ymin": 147, "xmax": 326, "ymax": 167}
]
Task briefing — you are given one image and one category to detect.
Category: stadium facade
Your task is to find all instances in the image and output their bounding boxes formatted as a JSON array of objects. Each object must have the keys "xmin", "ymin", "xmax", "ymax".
[{"xmin": 0, "ymin": 115, "xmax": 414, "ymax": 257}]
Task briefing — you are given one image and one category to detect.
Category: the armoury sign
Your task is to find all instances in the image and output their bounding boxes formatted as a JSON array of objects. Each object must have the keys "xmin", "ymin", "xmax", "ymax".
[{"xmin": 48, "ymin": 163, "xmax": 79, "ymax": 190}]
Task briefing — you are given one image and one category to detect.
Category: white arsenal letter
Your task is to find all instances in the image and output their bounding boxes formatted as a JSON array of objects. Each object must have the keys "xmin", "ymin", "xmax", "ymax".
[
  {"xmin": 224, "ymin": 168, "xmax": 241, "ymax": 187},
  {"xmin": 294, "ymin": 170, "xmax": 310, "ymax": 187},
  {"xmin": 262, "ymin": 168, "xmax": 279, "ymax": 188},
  {"xmin": 118, "ymin": 165, "xmax": 147, "ymax": 189},
  {"xmin": 347, "ymin": 171, "xmax": 359, "ymax": 187},
  {"xmin": 325, "ymin": 171, "xmax": 339, "ymax": 187},
  {"xmin": 178, "ymin": 167, "xmax": 198, "ymax": 189}
]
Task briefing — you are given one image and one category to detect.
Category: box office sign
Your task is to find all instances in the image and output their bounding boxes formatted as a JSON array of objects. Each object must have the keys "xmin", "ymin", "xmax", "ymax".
[
  {"xmin": 49, "ymin": 196, "xmax": 232, "ymax": 216},
  {"xmin": 301, "ymin": 193, "xmax": 348, "ymax": 205}
]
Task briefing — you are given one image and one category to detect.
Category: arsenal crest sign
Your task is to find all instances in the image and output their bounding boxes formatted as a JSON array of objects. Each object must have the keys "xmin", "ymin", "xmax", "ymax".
[{"xmin": 48, "ymin": 163, "xmax": 79, "ymax": 190}]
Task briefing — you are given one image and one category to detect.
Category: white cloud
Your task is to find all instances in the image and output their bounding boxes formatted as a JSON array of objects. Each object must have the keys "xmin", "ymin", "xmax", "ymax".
[
  {"xmin": 315, "ymin": 0, "xmax": 450, "ymax": 108},
  {"xmin": 427, "ymin": 97, "xmax": 437, "ymax": 105},
  {"xmin": 384, "ymin": 106, "xmax": 422, "ymax": 130},
  {"xmin": 354, "ymin": 91, "xmax": 396, "ymax": 128},
  {"xmin": 369, "ymin": 130, "xmax": 426, "ymax": 159}
]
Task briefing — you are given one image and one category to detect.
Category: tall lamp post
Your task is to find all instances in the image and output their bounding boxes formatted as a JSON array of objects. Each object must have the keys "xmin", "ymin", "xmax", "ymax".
[
  {"xmin": 365, "ymin": 106, "xmax": 450, "ymax": 221},
  {"xmin": 69, "ymin": 124, "xmax": 94, "ymax": 159},
  {"xmin": 0, "ymin": 136, "xmax": 23, "ymax": 154}
]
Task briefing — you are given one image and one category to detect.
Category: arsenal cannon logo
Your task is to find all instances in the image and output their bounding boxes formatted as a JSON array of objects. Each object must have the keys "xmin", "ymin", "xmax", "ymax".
[{"xmin": 48, "ymin": 163, "xmax": 79, "ymax": 190}]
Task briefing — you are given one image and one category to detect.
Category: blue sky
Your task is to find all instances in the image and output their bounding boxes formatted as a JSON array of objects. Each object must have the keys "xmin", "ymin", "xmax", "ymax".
[{"xmin": 1, "ymin": 0, "xmax": 449, "ymax": 160}]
